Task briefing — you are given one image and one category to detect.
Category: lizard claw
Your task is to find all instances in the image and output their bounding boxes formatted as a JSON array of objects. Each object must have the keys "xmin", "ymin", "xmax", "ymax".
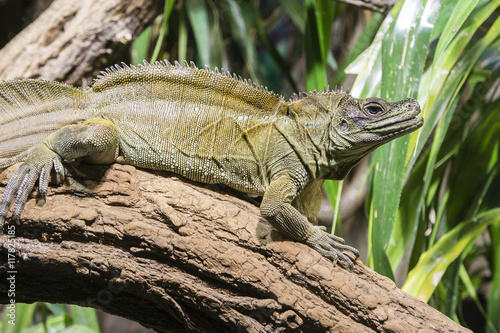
[
  {"xmin": 306, "ymin": 226, "xmax": 360, "ymax": 270},
  {"xmin": 0, "ymin": 144, "xmax": 64, "ymax": 232}
]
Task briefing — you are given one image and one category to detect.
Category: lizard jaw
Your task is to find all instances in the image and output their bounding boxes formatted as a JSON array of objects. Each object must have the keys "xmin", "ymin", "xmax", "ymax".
[{"xmin": 373, "ymin": 116, "xmax": 424, "ymax": 142}]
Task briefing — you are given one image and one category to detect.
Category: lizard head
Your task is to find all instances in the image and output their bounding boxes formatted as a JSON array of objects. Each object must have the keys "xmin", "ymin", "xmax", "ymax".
[
  {"xmin": 332, "ymin": 96, "xmax": 423, "ymax": 145},
  {"xmin": 325, "ymin": 95, "xmax": 423, "ymax": 176}
]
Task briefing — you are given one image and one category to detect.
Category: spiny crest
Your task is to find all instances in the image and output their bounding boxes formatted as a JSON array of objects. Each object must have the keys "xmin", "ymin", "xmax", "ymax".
[
  {"xmin": 289, "ymin": 85, "xmax": 350, "ymax": 102},
  {"xmin": 93, "ymin": 59, "xmax": 284, "ymax": 100}
]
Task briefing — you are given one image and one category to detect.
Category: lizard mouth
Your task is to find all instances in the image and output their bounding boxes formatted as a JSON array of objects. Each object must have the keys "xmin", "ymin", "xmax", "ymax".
[{"xmin": 373, "ymin": 116, "xmax": 424, "ymax": 141}]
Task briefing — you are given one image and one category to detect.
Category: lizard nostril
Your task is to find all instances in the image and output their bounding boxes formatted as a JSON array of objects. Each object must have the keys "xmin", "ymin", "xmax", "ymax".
[{"xmin": 339, "ymin": 120, "xmax": 348, "ymax": 132}]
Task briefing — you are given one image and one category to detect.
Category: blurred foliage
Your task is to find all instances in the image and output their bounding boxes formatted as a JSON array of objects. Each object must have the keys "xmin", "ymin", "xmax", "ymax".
[
  {"xmin": 0, "ymin": 303, "xmax": 100, "ymax": 333},
  {"xmin": 347, "ymin": 1, "xmax": 500, "ymax": 331},
  {"xmin": 131, "ymin": 0, "xmax": 370, "ymax": 95},
  {"xmin": 1, "ymin": 0, "xmax": 499, "ymax": 331}
]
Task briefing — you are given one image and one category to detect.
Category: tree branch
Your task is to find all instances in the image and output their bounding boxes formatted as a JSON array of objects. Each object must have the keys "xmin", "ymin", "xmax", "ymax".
[
  {"xmin": 0, "ymin": 0, "xmax": 161, "ymax": 85},
  {"xmin": 0, "ymin": 163, "xmax": 470, "ymax": 332}
]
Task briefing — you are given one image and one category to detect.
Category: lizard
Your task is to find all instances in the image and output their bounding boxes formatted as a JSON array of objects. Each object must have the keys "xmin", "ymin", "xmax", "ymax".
[{"xmin": 0, "ymin": 60, "xmax": 423, "ymax": 269}]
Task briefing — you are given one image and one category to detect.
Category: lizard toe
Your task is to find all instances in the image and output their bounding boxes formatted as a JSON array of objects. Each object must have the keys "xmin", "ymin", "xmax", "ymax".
[
  {"xmin": 0, "ymin": 164, "xmax": 30, "ymax": 228},
  {"xmin": 0, "ymin": 144, "xmax": 63, "ymax": 226},
  {"xmin": 52, "ymin": 157, "xmax": 66, "ymax": 183},
  {"xmin": 306, "ymin": 226, "xmax": 359, "ymax": 268},
  {"xmin": 12, "ymin": 166, "xmax": 41, "ymax": 220}
]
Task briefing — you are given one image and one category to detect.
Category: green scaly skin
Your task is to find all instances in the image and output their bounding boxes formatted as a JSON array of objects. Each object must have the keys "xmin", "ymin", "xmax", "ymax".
[{"xmin": 0, "ymin": 60, "xmax": 423, "ymax": 269}]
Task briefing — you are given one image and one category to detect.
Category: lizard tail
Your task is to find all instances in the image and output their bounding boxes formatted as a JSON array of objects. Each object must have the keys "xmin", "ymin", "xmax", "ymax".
[{"xmin": 0, "ymin": 79, "xmax": 89, "ymax": 164}]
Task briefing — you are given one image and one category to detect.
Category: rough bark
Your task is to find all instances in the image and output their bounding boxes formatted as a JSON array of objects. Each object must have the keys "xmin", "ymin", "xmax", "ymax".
[
  {"xmin": 0, "ymin": 0, "xmax": 161, "ymax": 85},
  {"xmin": 0, "ymin": 163, "xmax": 470, "ymax": 332}
]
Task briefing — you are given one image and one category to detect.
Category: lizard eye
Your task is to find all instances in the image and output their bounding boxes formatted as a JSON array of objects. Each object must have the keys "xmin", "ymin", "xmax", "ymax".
[{"xmin": 365, "ymin": 104, "xmax": 383, "ymax": 115}]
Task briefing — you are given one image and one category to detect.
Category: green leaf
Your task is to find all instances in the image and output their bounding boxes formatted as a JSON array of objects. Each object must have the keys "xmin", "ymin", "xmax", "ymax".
[
  {"xmin": 22, "ymin": 313, "xmax": 72, "ymax": 333},
  {"xmin": 70, "ymin": 305, "xmax": 100, "ymax": 333},
  {"xmin": 402, "ymin": 208, "xmax": 500, "ymax": 301},
  {"xmin": 222, "ymin": 0, "xmax": 261, "ymax": 81},
  {"xmin": 434, "ymin": 0, "xmax": 480, "ymax": 61},
  {"xmin": 324, "ymin": 180, "xmax": 343, "ymax": 235},
  {"xmin": 250, "ymin": 4, "xmax": 298, "ymax": 92},
  {"xmin": 313, "ymin": 0, "xmax": 336, "ymax": 66},
  {"xmin": 62, "ymin": 324, "xmax": 100, "ymax": 333},
  {"xmin": 368, "ymin": 0, "xmax": 440, "ymax": 278},
  {"xmin": 331, "ymin": 12, "xmax": 383, "ymax": 86},
  {"xmin": 1, "ymin": 303, "xmax": 36, "ymax": 333},
  {"xmin": 151, "ymin": 0, "xmax": 176, "ymax": 63},
  {"xmin": 348, "ymin": 4, "xmax": 397, "ymax": 100},
  {"xmin": 178, "ymin": 11, "xmax": 188, "ymax": 62},
  {"xmin": 381, "ymin": 0, "xmax": 439, "ymax": 99},
  {"xmin": 459, "ymin": 264, "xmax": 498, "ymax": 333},
  {"xmin": 44, "ymin": 303, "xmax": 66, "ymax": 316},
  {"xmin": 304, "ymin": 0, "xmax": 327, "ymax": 91},
  {"xmin": 131, "ymin": 27, "xmax": 151, "ymax": 65},
  {"xmin": 408, "ymin": 0, "xmax": 500, "ymax": 167},
  {"xmin": 488, "ymin": 222, "xmax": 500, "ymax": 333},
  {"xmin": 185, "ymin": 0, "xmax": 222, "ymax": 68},
  {"xmin": 278, "ymin": 0, "xmax": 306, "ymax": 33}
]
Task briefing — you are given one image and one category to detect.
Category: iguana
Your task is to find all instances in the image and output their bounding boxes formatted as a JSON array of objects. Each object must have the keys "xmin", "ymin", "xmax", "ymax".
[{"xmin": 0, "ymin": 60, "xmax": 423, "ymax": 269}]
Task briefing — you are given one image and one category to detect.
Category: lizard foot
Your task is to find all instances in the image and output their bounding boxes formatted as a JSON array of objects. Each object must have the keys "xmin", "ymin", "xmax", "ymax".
[
  {"xmin": 0, "ymin": 144, "xmax": 65, "ymax": 231},
  {"xmin": 306, "ymin": 226, "xmax": 360, "ymax": 270}
]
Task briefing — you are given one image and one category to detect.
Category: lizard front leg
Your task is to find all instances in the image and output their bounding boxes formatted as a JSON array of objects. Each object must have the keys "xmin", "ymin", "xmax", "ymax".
[
  {"xmin": 0, "ymin": 118, "xmax": 119, "ymax": 228},
  {"xmin": 260, "ymin": 175, "xmax": 359, "ymax": 269}
]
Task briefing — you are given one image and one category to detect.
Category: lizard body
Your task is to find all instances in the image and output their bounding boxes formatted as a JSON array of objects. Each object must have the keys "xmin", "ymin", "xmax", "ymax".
[{"xmin": 0, "ymin": 60, "xmax": 423, "ymax": 268}]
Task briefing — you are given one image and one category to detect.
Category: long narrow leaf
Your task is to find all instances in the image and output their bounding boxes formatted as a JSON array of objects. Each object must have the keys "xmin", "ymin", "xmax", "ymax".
[
  {"xmin": 347, "ymin": 7, "xmax": 396, "ymax": 98},
  {"xmin": 304, "ymin": 0, "xmax": 327, "ymax": 91},
  {"xmin": 71, "ymin": 305, "xmax": 100, "ymax": 332},
  {"xmin": 250, "ymin": 3, "xmax": 298, "ymax": 92},
  {"xmin": 387, "ymin": 1, "xmax": 500, "ymax": 274},
  {"xmin": 277, "ymin": 0, "xmax": 306, "ymax": 32},
  {"xmin": 178, "ymin": 11, "xmax": 188, "ymax": 62},
  {"xmin": 459, "ymin": 264, "xmax": 498, "ymax": 333},
  {"xmin": 369, "ymin": 0, "xmax": 440, "ymax": 277},
  {"xmin": 488, "ymin": 222, "xmax": 500, "ymax": 333},
  {"xmin": 402, "ymin": 208, "xmax": 500, "ymax": 301},
  {"xmin": 223, "ymin": 0, "xmax": 262, "ymax": 81},
  {"xmin": 1, "ymin": 303, "xmax": 36, "ymax": 333},
  {"xmin": 186, "ymin": 0, "xmax": 222, "ymax": 68},
  {"xmin": 151, "ymin": 0, "xmax": 176, "ymax": 63},
  {"xmin": 324, "ymin": 180, "xmax": 343, "ymax": 235},
  {"xmin": 434, "ymin": 0, "xmax": 480, "ymax": 62},
  {"xmin": 131, "ymin": 27, "xmax": 151, "ymax": 65},
  {"xmin": 408, "ymin": 0, "xmax": 500, "ymax": 168},
  {"xmin": 314, "ymin": 0, "xmax": 336, "ymax": 66}
]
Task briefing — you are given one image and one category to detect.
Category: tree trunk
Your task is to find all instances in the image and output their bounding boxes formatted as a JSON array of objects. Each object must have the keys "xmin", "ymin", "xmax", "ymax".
[
  {"xmin": 0, "ymin": 0, "xmax": 161, "ymax": 85},
  {"xmin": 0, "ymin": 163, "xmax": 470, "ymax": 332},
  {"xmin": 0, "ymin": 0, "xmax": 470, "ymax": 332}
]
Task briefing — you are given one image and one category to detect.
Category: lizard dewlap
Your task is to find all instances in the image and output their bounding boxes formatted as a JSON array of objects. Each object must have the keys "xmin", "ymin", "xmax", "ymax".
[{"xmin": 0, "ymin": 60, "xmax": 423, "ymax": 269}]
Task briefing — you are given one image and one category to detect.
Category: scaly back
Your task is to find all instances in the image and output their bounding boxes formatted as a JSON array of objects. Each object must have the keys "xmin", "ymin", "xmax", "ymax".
[
  {"xmin": 91, "ymin": 60, "xmax": 284, "ymax": 112},
  {"xmin": 88, "ymin": 61, "xmax": 290, "ymax": 184},
  {"xmin": 0, "ymin": 79, "xmax": 89, "ymax": 158}
]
